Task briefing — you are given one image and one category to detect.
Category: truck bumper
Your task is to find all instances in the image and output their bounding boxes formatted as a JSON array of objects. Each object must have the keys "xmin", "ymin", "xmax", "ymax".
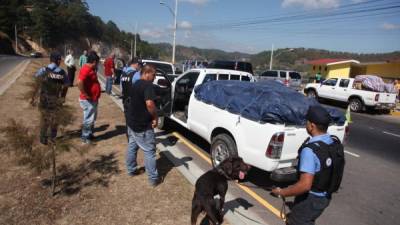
[
  {"xmin": 374, "ymin": 103, "xmax": 396, "ymax": 110},
  {"xmin": 270, "ymin": 166, "xmax": 298, "ymax": 183}
]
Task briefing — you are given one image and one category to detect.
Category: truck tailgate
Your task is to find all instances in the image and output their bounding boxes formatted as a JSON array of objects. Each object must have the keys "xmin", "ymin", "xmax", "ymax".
[
  {"xmin": 278, "ymin": 125, "xmax": 346, "ymax": 169},
  {"xmin": 378, "ymin": 93, "xmax": 397, "ymax": 104}
]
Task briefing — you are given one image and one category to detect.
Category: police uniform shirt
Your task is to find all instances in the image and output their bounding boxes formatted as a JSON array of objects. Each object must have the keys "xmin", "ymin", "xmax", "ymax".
[
  {"xmin": 35, "ymin": 63, "xmax": 69, "ymax": 85},
  {"xmin": 120, "ymin": 67, "xmax": 141, "ymax": 91},
  {"xmin": 132, "ymin": 70, "xmax": 141, "ymax": 83},
  {"xmin": 299, "ymin": 133, "xmax": 333, "ymax": 197}
]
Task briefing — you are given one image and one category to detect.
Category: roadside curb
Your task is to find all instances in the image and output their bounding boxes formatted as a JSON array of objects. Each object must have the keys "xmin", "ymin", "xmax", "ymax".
[
  {"xmin": 97, "ymin": 78, "xmax": 271, "ymax": 225},
  {"xmin": 0, "ymin": 59, "xmax": 30, "ymax": 96},
  {"xmin": 391, "ymin": 110, "xmax": 400, "ymax": 117}
]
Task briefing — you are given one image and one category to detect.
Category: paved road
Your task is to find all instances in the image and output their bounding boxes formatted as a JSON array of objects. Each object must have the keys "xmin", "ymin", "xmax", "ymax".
[
  {"xmin": 100, "ymin": 69, "xmax": 399, "ymax": 225},
  {"xmin": 0, "ymin": 55, "xmax": 27, "ymax": 78}
]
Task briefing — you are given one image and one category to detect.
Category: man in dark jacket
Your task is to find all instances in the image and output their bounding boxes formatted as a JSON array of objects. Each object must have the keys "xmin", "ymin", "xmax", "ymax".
[{"xmin": 34, "ymin": 52, "xmax": 69, "ymax": 145}]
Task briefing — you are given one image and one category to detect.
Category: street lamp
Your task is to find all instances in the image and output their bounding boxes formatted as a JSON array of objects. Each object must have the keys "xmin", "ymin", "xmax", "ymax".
[
  {"xmin": 160, "ymin": 0, "xmax": 178, "ymax": 64},
  {"xmin": 269, "ymin": 45, "xmax": 294, "ymax": 70},
  {"xmin": 123, "ymin": 39, "xmax": 133, "ymax": 60}
]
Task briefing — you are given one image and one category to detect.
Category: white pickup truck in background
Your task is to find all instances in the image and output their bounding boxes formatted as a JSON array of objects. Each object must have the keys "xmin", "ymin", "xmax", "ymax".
[
  {"xmin": 154, "ymin": 69, "xmax": 347, "ymax": 182},
  {"xmin": 304, "ymin": 78, "xmax": 397, "ymax": 112}
]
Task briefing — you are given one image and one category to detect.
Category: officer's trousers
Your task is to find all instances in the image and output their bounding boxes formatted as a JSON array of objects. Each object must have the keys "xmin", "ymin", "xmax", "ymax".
[
  {"xmin": 287, "ymin": 193, "xmax": 330, "ymax": 225},
  {"xmin": 40, "ymin": 109, "xmax": 58, "ymax": 141}
]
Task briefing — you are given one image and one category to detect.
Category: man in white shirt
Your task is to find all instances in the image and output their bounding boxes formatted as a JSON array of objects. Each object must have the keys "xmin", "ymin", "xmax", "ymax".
[{"xmin": 64, "ymin": 50, "xmax": 76, "ymax": 87}]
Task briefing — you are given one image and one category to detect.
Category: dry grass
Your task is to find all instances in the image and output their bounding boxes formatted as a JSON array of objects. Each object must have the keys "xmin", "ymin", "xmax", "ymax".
[{"xmin": 0, "ymin": 59, "xmax": 224, "ymax": 225}]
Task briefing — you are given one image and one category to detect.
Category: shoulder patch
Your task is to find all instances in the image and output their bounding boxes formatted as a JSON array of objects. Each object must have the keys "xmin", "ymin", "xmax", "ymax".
[{"xmin": 326, "ymin": 157, "xmax": 332, "ymax": 167}]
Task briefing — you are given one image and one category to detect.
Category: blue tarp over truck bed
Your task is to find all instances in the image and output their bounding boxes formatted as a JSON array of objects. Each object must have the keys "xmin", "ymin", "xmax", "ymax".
[{"xmin": 194, "ymin": 80, "xmax": 346, "ymax": 126}]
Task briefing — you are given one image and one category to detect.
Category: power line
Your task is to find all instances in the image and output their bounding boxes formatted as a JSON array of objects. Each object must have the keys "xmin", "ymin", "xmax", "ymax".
[{"xmin": 191, "ymin": 1, "xmax": 400, "ymax": 31}]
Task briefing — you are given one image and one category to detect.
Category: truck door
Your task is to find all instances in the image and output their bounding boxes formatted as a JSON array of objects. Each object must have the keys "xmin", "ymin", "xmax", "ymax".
[
  {"xmin": 336, "ymin": 78, "xmax": 351, "ymax": 101},
  {"xmin": 153, "ymin": 69, "xmax": 173, "ymax": 117},
  {"xmin": 318, "ymin": 78, "xmax": 338, "ymax": 98}
]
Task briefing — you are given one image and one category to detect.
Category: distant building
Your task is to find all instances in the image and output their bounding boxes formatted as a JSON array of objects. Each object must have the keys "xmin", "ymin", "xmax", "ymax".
[{"xmin": 307, "ymin": 58, "xmax": 400, "ymax": 81}]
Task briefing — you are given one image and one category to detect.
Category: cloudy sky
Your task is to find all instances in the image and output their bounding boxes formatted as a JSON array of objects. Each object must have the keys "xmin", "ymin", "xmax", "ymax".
[{"xmin": 86, "ymin": 0, "xmax": 400, "ymax": 53}]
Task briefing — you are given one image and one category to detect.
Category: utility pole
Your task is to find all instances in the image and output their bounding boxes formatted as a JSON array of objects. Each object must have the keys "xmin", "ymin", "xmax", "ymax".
[
  {"xmin": 160, "ymin": 0, "xmax": 178, "ymax": 64},
  {"xmin": 172, "ymin": 0, "xmax": 178, "ymax": 64},
  {"xmin": 130, "ymin": 39, "xmax": 133, "ymax": 60},
  {"xmin": 269, "ymin": 44, "xmax": 274, "ymax": 70},
  {"xmin": 134, "ymin": 22, "xmax": 138, "ymax": 58},
  {"xmin": 15, "ymin": 25, "xmax": 18, "ymax": 54}
]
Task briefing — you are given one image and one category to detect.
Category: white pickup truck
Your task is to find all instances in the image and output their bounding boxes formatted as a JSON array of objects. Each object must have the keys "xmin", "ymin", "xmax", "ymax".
[
  {"xmin": 154, "ymin": 69, "xmax": 347, "ymax": 181},
  {"xmin": 304, "ymin": 78, "xmax": 397, "ymax": 112}
]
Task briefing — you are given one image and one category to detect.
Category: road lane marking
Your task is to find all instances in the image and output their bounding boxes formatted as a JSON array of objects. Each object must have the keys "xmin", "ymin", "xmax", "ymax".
[
  {"xmin": 172, "ymin": 132, "xmax": 212, "ymax": 164},
  {"xmin": 383, "ymin": 131, "xmax": 400, "ymax": 138},
  {"xmin": 344, "ymin": 150, "xmax": 360, "ymax": 158},
  {"xmin": 172, "ymin": 131, "xmax": 283, "ymax": 220}
]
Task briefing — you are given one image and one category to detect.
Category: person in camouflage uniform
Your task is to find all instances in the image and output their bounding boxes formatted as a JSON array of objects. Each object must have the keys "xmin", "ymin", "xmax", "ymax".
[{"xmin": 33, "ymin": 52, "xmax": 69, "ymax": 145}]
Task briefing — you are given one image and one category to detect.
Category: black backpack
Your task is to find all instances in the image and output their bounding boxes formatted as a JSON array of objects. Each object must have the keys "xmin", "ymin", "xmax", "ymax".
[{"xmin": 299, "ymin": 136, "xmax": 345, "ymax": 194}]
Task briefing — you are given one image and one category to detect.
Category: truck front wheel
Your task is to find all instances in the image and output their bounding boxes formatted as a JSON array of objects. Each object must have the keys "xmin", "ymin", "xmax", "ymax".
[
  {"xmin": 306, "ymin": 89, "xmax": 317, "ymax": 98},
  {"xmin": 211, "ymin": 134, "xmax": 238, "ymax": 167}
]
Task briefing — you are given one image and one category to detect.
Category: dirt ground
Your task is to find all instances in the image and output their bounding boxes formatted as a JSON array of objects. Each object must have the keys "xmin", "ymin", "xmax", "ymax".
[{"xmin": 0, "ymin": 59, "xmax": 228, "ymax": 225}]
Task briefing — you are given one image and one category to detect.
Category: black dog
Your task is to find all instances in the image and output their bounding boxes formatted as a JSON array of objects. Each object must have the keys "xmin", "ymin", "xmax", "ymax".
[{"xmin": 191, "ymin": 157, "xmax": 250, "ymax": 225}]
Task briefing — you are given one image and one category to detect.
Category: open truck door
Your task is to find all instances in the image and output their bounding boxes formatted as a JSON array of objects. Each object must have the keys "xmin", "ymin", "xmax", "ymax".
[{"xmin": 153, "ymin": 69, "xmax": 173, "ymax": 129}]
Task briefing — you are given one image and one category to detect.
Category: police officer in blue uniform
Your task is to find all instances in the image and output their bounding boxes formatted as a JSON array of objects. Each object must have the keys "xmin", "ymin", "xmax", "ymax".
[
  {"xmin": 34, "ymin": 52, "xmax": 69, "ymax": 145},
  {"xmin": 272, "ymin": 105, "xmax": 339, "ymax": 225},
  {"xmin": 120, "ymin": 57, "xmax": 141, "ymax": 111}
]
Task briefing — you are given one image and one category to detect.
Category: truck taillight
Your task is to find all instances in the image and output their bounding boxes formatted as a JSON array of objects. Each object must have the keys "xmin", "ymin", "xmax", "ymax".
[
  {"xmin": 345, "ymin": 126, "xmax": 350, "ymax": 136},
  {"xmin": 266, "ymin": 132, "xmax": 284, "ymax": 159},
  {"xmin": 375, "ymin": 94, "xmax": 379, "ymax": 101},
  {"xmin": 284, "ymin": 79, "xmax": 289, "ymax": 86}
]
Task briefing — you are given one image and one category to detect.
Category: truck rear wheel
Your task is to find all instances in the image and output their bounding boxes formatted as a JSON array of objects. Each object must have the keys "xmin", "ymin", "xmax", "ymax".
[
  {"xmin": 349, "ymin": 98, "xmax": 363, "ymax": 112},
  {"xmin": 211, "ymin": 133, "xmax": 238, "ymax": 167}
]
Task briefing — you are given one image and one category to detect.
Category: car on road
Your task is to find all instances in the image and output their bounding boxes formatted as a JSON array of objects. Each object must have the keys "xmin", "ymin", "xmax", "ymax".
[
  {"xmin": 154, "ymin": 68, "xmax": 346, "ymax": 182},
  {"xmin": 207, "ymin": 60, "xmax": 254, "ymax": 75},
  {"xmin": 304, "ymin": 77, "xmax": 397, "ymax": 112},
  {"xmin": 30, "ymin": 52, "xmax": 43, "ymax": 58},
  {"xmin": 257, "ymin": 70, "xmax": 302, "ymax": 91}
]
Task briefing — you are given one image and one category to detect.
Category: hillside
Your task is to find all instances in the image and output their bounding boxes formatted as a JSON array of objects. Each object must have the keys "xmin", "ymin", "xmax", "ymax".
[{"xmin": 152, "ymin": 42, "xmax": 400, "ymax": 72}]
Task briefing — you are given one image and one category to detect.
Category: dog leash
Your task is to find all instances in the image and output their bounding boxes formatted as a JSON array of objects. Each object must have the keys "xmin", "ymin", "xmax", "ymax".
[
  {"xmin": 245, "ymin": 184, "xmax": 288, "ymax": 221},
  {"xmin": 279, "ymin": 196, "xmax": 287, "ymax": 221}
]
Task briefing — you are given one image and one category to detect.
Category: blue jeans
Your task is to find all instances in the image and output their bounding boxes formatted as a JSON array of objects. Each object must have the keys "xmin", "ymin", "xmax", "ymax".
[
  {"xmin": 79, "ymin": 99, "xmax": 98, "ymax": 139},
  {"xmin": 126, "ymin": 127, "xmax": 159, "ymax": 182},
  {"xmin": 105, "ymin": 76, "xmax": 113, "ymax": 94}
]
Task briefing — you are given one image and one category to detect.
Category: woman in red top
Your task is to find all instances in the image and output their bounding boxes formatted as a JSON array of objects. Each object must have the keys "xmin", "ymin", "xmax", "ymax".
[{"xmin": 77, "ymin": 51, "xmax": 101, "ymax": 144}]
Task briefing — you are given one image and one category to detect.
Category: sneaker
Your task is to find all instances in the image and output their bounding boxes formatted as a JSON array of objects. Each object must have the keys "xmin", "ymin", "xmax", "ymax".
[
  {"xmin": 81, "ymin": 138, "xmax": 91, "ymax": 145},
  {"xmin": 128, "ymin": 167, "xmax": 145, "ymax": 177},
  {"xmin": 150, "ymin": 178, "xmax": 162, "ymax": 188}
]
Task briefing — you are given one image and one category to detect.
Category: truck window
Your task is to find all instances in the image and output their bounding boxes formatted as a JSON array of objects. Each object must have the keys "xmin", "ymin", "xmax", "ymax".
[
  {"xmin": 204, "ymin": 74, "xmax": 217, "ymax": 83},
  {"xmin": 339, "ymin": 79, "xmax": 350, "ymax": 88},
  {"xmin": 279, "ymin": 71, "xmax": 286, "ymax": 78},
  {"xmin": 241, "ymin": 76, "xmax": 251, "ymax": 81},
  {"xmin": 230, "ymin": 74, "xmax": 240, "ymax": 80},
  {"xmin": 323, "ymin": 78, "xmax": 338, "ymax": 86},
  {"xmin": 289, "ymin": 72, "xmax": 301, "ymax": 80},
  {"xmin": 218, "ymin": 74, "xmax": 229, "ymax": 80},
  {"xmin": 177, "ymin": 72, "xmax": 200, "ymax": 88},
  {"xmin": 261, "ymin": 71, "xmax": 277, "ymax": 77}
]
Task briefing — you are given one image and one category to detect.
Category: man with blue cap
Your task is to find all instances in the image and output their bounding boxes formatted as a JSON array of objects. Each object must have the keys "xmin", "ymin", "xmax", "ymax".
[{"xmin": 272, "ymin": 105, "xmax": 344, "ymax": 225}]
